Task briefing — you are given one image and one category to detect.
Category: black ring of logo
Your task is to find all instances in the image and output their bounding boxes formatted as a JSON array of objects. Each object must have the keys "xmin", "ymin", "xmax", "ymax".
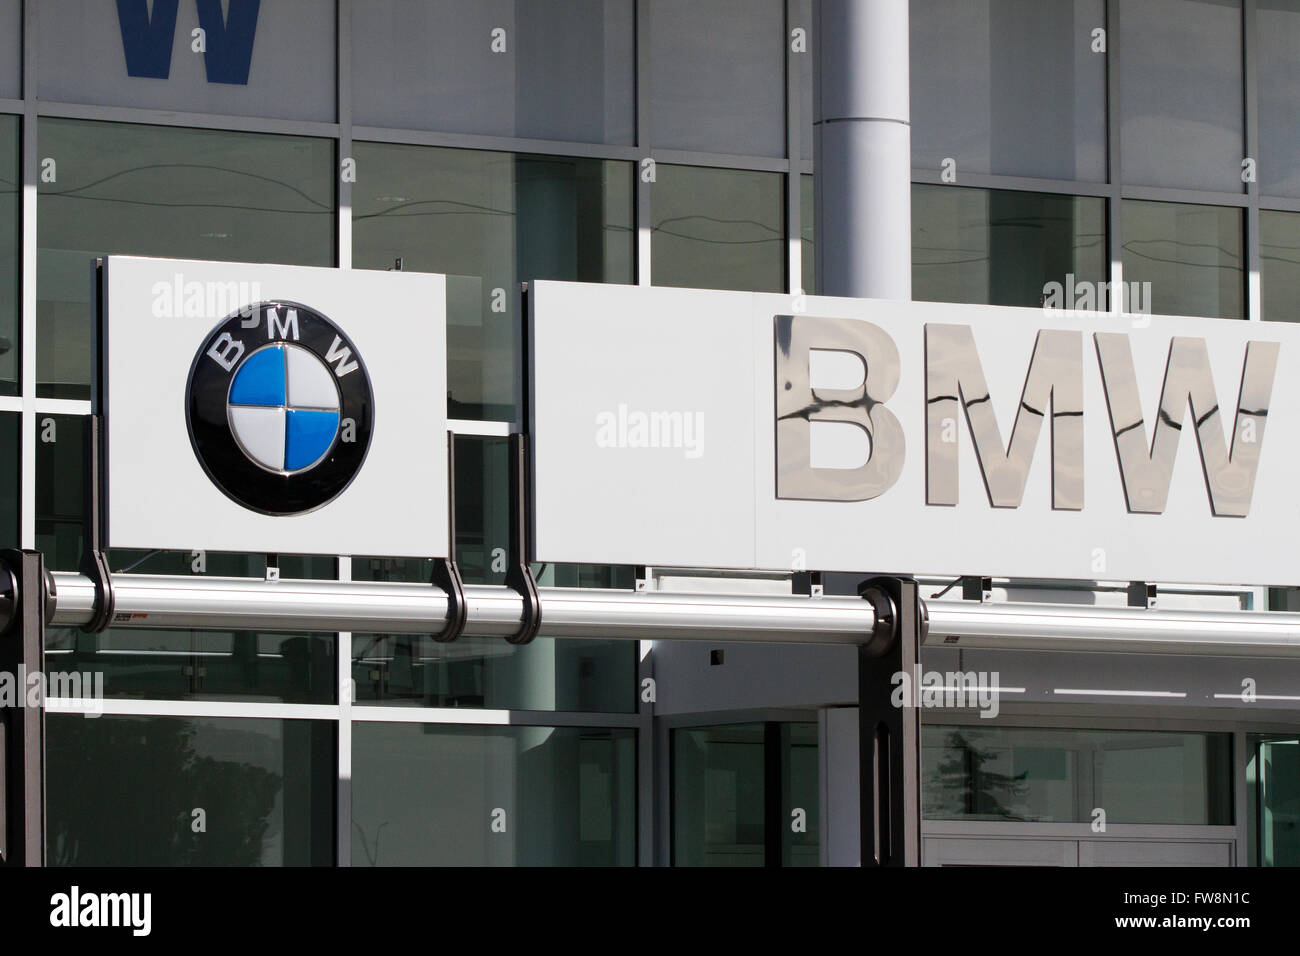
[{"xmin": 186, "ymin": 301, "xmax": 374, "ymax": 516}]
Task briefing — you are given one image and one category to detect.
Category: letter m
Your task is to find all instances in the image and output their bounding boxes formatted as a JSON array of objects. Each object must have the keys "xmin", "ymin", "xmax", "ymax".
[
  {"xmin": 116, "ymin": 0, "xmax": 180, "ymax": 79},
  {"xmin": 925, "ymin": 324, "xmax": 1084, "ymax": 509}
]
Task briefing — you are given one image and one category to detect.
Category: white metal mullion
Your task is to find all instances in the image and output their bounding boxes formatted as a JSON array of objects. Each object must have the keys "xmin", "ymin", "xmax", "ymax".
[{"xmin": 19, "ymin": 0, "xmax": 37, "ymax": 549}]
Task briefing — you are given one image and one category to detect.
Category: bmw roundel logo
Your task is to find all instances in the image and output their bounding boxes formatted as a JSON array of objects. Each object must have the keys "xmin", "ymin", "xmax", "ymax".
[{"xmin": 186, "ymin": 302, "xmax": 374, "ymax": 516}]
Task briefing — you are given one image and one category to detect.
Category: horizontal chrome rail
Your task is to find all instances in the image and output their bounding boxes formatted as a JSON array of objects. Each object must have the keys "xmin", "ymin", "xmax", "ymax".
[{"xmin": 11, "ymin": 571, "xmax": 1300, "ymax": 657}]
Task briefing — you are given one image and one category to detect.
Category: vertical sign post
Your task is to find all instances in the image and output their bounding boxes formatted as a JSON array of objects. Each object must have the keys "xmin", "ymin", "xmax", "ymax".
[
  {"xmin": 857, "ymin": 577, "xmax": 923, "ymax": 866},
  {"xmin": 0, "ymin": 549, "xmax": 46, "ymax": 866}
]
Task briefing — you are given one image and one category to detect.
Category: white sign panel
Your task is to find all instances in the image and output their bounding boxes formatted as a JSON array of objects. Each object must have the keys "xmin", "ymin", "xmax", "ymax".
[
  {"xmin": 102, "ymin": 256, "xmax": 448, "ymax": 557},
  {"xmin": 529, "ymin": 280, "xmax": 1300, "ymax": 587}
]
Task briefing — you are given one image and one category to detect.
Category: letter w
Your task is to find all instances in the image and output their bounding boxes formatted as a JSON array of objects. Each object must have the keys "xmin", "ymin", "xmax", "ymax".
[
  {"xmin": 195, "ymin": 0, "xmax": 261, "ymax": 85},
  {"xmin": 116, "ymin": 0, "xmax": 181, "ymax": 79},
  {"xmin": 1095, "ymin": 333, "xmax": 1279, "ymax": 516},
  {"xmin": 324, "ymin": 336, "xmax": 359, "ymax": 378}
]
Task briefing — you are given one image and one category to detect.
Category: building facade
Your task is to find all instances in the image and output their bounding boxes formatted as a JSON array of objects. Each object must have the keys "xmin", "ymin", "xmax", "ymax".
[{"xmin": 0, "ymin": 0, "xmax": 1297, "ymax": 866}]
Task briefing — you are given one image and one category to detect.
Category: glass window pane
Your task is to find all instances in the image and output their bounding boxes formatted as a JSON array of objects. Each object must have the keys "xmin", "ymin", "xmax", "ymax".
[
  {"xmin": 781, "ymin": 722, "xmax": 819, "ymax": 866},
  {"xmin": 1122, "ymin": 199, "xmax": 1243, "ymax": 319},
  {"xmin": 913, "ymin": 184, "xmax": 1106, "ymax": 307},
  {"xmin": 911, "ymin": 0, "xmax": 1107, "ymax": 182},
  {"xmin": 923, "ymin": 725, "xmax": 1233, "ymax": 824},
  {"xmin": 673, "ymin": 723, "xmax": 767, "ymax": 866},
  {"xmin": 651, "ymin": 165, "xmax": 784, "ymax": 293},
  {"xmin": 47, "ymin": 715, "xmax": 335, "ymax": 865},
  {"xmin": 1256, "ymin": 737, "xmax": 1300, "ymax": 866},
  {"xmin": 352, "ymin": 0, "xmax": 635, "ymax": 145},
  {"xmin": 0, "ymin": 114, "xmax": 16, "ymax": 397},
  {"xmin": 37, "ymin": 119, "xmax": 335, "ymax": 399},
  {"xmin": 649, "ymin": 0, "xmax": 786, "ymax": 157},
  {"xmin": 0, "ymin": 411, "xmax": 14, "ymax": 549},
  {"xmin": 1262, "ymin": 210, "xmax": 1300, "ymax": 323},
  {"xmin": 1259, "ymin": 1, "xmax": 1300, "ymax": 196},
  {"xmin": 352, "ymin": 143, "xmax": 633, "ymax": 421},
  {"xmin": 1120, "ymin": 0, "xmax": 1243, "ymax": 192},
  {"xmin": 34, "ymin": 413, "xmax": 86, "ymax": 572},
  {"xmin": 351, "ymin": 723, "xmax": 636, "ymax": 865}
]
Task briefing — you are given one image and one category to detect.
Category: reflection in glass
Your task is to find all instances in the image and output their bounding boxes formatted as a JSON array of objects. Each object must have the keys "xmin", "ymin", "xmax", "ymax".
[
  {"xmin": 351, "ymin": 723, "xmax": 635, "ymax": 865},
  {"xmin": 352, "ymin": 143, "xmax": 633, "ymax": 421},
  {"xmin": 913, "ymin": 185, "xmax": 1106, "ymax": 307},
  {"xmin": 923, "ymin": 725, "xmax": 1232, "ymax": 824},
  {"xmin": 651, "ymin": 165, "xmax": 784, "ymax": 293},
  {"xmin": 1261, "ymin": 210, "xmax": 1300, "ymax": 323},
  {"xmin": 1122, "ymin": 199, "xmax": 1243, "ymax": 319},
  {"xmin": 911, "ymin": 0, "xmax": 1106, "ymax": 181},
  {"xmin": 37, "ymin": 119, "xmax": 335, "ymax": 399},
  {"xmin": 46, "ymin": 715, "xmax": 335, "ymax": 865}
]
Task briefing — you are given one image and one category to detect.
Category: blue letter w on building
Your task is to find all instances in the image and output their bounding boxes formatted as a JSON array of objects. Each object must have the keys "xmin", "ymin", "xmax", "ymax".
[{"xmin": 117, "ymin": 0, "xmax": 260, "ymax": 85}]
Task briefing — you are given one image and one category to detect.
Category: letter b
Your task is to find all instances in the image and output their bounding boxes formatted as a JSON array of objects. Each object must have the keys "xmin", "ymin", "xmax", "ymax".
[
  {"xmin": 206, "ymin": 332, "xmax": 244, "ymax": 371},
  {"xmin": 775, "ymin": 314, "xmax": 904, "ymax": 501}
]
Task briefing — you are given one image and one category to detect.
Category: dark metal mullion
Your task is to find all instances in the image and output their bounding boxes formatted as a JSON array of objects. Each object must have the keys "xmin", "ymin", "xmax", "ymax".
[{"xmin": 764, "ymin": 721, "xmax": 781, "ymax": 867}]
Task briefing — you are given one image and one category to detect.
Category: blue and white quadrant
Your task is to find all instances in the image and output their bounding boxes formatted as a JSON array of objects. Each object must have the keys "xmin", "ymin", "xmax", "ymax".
[{"xmin": 227, "ymin": 344, "xmax": 341, "ymax": 474}]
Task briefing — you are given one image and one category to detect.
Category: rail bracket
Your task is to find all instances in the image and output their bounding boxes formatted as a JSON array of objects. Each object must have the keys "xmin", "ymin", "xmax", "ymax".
[
  {"xmin": 1128, "ymin": 581, "xmax": 1157, "ymax": 609},
  {"xmin": 78, "ymin": 550, "xmax": 115, "ymax": 634}
]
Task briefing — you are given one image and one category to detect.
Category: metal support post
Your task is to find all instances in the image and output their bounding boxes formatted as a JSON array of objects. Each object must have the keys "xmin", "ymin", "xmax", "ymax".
[
  {"xmin": 857, "ymin": 576, "xmax": 924, "ymax": 867},
  {"xmin": 0, "ymin": 549, "xmax": 46, "ymax": 866}
]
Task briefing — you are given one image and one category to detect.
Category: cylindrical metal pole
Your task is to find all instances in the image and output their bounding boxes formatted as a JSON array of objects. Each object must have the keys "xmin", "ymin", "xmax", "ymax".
[
  {"xmin": 46, "ymin": 572, "xmax": 881, "ymax": 644},
  {"xmin": 40, "ymin": 569, "xmax": 1300, "ymax": 655},
  {"xmin": 814, "ymin": 0, "xmax": 912, "ymax": 299},
  {"xmin": 925, "ymin": 601, "xmax": 1300, "ymax": 657}
]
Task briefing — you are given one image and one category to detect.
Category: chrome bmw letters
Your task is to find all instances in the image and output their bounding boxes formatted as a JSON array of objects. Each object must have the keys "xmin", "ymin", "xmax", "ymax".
[
  {"xmin": 925, "ymin": 324, "xmax": 1084, "ymax": 510},
  {"xmin": 1095, "ymin": 333, "xmax": 1279, "ymax": 517},
  {"xmin": 775, "ymin": 314, "xmax": 905, "ymax": 501},
  {"xmin": 775, "ymin": 316, "xmax": 1280, "ymax": 518}
]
